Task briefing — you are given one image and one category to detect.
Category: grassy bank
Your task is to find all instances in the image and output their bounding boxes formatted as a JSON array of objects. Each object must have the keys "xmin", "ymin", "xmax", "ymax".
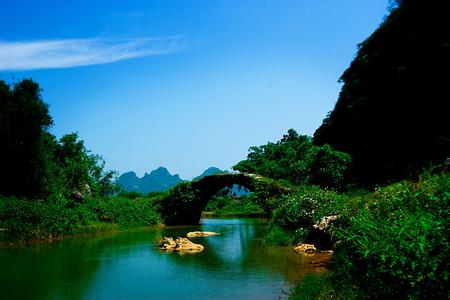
[
  {"xmin": 276, "ymin": 171, "xmax": 449, "ymax": 299},
  {"xmin": 202, "ymin": 195, "xmax": 265, "ymax": 217},
  {"xmin": 0, "ymin": 192, "xmax": 164, "ymax": 243}
]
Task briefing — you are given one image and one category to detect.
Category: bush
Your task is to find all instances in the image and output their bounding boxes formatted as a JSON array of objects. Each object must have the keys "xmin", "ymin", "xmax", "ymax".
[
  {"xmin": 272, "ymin": 187, "xmax": 340, "ymax": 231},
  {"xmin": 290, "ymin": 274, "xmax": 339, "ymax": 300},
  {"xmin": 204, "ymin": 195, "xmax": 264, "ymax": 217},
  {"xmin": 0, "ymin": 195, "xmax": 162, "ymax": 241},
  {"xmin": 85, "ymin": 196, "xmax": 161, "ymax": 226},
  {"xmin": 0, "ymin": 196, "xmax": 90, "ymax": 240},
  {"xmin": 331, "ymin": 172, "xmax": 449, "ymax": 298},
  {"xmin": 263, "ymin": 225, "xmax": 295, "ymax": 246},
  {"xmin": 159, "ymin": 182, "xmax": 198, "ymax": 224}
]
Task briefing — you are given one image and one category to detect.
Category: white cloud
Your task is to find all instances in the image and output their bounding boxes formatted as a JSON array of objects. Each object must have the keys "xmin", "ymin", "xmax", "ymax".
[{"xmin": 0, "ymin": 36, "xmax": 183, "ymax": 71}]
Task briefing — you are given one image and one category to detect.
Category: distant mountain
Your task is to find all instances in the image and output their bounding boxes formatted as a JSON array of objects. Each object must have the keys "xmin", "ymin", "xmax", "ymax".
[
  {"xmin": 118, "ymin": 166, "xmax": 250, "ymax": 195},
  {"xmin": 117, "ymin": 167, "xmax": 183, "ymax": 194},
  {"xmin": 194, "ymin": 167, "xmax": 226, "ymax": 180}
]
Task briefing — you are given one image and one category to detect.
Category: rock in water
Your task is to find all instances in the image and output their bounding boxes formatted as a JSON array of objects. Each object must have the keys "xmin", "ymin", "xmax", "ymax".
[
  {"xmin": 160, "ymin": 237, "xmax": 177, "ymax": 250},
  {"xmin": 159, "ymin": 237, "xmax": 204, "ymax": 253},
  {"xmin": 186, "ymin": 231, "xmax": 220, "ymax": 238}
]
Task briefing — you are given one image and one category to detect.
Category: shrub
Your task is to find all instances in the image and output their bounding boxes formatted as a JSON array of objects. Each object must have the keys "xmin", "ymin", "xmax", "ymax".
[
  {"xmin": 264, "ymin": 225, "xmax": 293, "ymax": 246},
  {"xmin": 85, "ymin": 196, "xmax": 161, "ymax": 226},
  {"xmin": 272, "ymin": 186, "xmax": 340, "ymax": 231},
  {"xmin": 0, "ymin": 195, "xmax": 162, "ymax": 241},
  {"xmin": 331, "ymin": 172, "xmax": 449, "ymax": 298},
  {"xmin": 158, "ymin": 182, "xmax": 198, "ymax": 224},
  {"xmin": 204, "ymin": 194, "xmax": 264, "ymax": 217}
]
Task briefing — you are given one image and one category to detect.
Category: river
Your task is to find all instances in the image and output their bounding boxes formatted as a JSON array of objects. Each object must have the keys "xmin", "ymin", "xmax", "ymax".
[{"xmin": 0, "ymin": 218, "xmax": 326, "ymax": 299}]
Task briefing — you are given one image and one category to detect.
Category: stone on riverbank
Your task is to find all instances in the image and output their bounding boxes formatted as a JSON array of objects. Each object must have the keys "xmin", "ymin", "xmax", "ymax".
[
  {"xmin": 305, "ymin": 215, "xmax": 340, "ymax": 249},
  {"xmin": 294, "ymin": 243, "xmax": 317, "ymax": 255}
]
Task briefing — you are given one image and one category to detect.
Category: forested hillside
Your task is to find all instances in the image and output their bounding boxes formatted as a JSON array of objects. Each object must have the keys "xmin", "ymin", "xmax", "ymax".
[{"xmin": 313, "ymin": 0, "xmax": 450, "ymax": 185}]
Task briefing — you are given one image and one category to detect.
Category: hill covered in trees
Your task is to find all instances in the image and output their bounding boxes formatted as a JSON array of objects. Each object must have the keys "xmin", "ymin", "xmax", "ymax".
[
  {"xmin": 117, "ymin": 167, "xmax": 183, "ymax": 194},
  {"xmin": 313, "ymin": 0, "xmax": 450, "ymax": 186}
]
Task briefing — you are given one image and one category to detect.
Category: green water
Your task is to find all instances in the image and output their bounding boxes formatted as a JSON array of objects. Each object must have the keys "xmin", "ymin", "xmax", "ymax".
[{"xmin": 0, "ymin": 218, "xmax": 325, "ymax": 299}]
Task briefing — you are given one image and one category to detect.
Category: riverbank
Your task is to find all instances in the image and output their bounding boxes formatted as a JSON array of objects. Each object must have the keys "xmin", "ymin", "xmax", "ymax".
[
  {"xmin": 279, "ymin": 171, "xmax": 449, "ymax": 299},
  {"xmin": 0, "ymin": 194, "xmax": 164, "ymax": 244},
  {"xmin": 0, "ymin": 222, "xmax": 164, "ymax": 248},
  {"xmin": 202, "ymin": 211, "xmax": 265, "ymax": 218},
  {"xmin": 202, "ymin": 195, "xmax": 265, "ymax": 218}
]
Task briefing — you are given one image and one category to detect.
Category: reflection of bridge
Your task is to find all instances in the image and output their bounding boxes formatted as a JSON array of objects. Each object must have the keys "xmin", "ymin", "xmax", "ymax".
[{"xmin": 160, "ymin": 173, "xmax": 290, "ymax": 225}]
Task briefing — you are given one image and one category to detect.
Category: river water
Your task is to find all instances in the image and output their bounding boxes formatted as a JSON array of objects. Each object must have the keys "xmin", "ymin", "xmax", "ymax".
[{"xmin": 0, "ymin": 218, "xmax": 326, "ymax": 300}]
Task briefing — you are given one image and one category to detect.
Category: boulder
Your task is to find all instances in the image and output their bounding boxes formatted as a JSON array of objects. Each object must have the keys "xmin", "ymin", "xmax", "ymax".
[
  {"xmin": 306, "ymin": 215, "xmax": 340, "ymax": 249},
  {"xmin": 294, "ymin": 243, "xmax": 317, "ymax": 256},
  {"xmin": 313, "ymin": 215, "xmax": 340, "ymax": 231},
  {"xmin": 186, "ymin": 231, "xmax": 220, "ymax": 238},
  {"xmin": 159, "ymin": 237, "xmax": 204, "ymax": 253}
]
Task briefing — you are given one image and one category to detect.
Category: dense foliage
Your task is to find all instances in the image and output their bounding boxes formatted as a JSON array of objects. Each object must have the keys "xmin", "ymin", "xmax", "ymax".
[
  {"xmin": 203, "ymin": 194, "xmax": 263, "ymax": 217},
  {"xmin": 233, "ymin": 129, "xmax": 351, "ymax": 189},
  {"xmin": 0, "ymin": 195, "xmax": 162, "ymax": 240},
  {"xmin": 265, "ymin": 187, "xmax": 340, "ymax": 246},
  {"xmin": 313, "ymin": 0, "xmax": 450, "ymax": 186},
  {"xmin": 0, "ymin": 80, "xmax": 53, "ymax": 199},
  {"xmin": 269, "ymin": 171, "xmax": 449, "ymax": 299},
  {"xmin": 0, "ymin": 79, "xmax": 161, "ymax": 240},
  {"xmin": 330, "ymin": 172, "xmax": 449, "ymax": 298},
  {"xmin": 158, "ymin": 182, "xmax": 198, "ymax": 225},
  {"xmin": 0, "ymin": 79, "xmax": 117, "ymax": 200}
]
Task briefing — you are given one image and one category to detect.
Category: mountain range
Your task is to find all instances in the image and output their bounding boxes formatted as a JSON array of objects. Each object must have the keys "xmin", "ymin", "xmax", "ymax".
[{"xmin": 117, "ymin": 166, "xmax": 226, "ymax": 194}]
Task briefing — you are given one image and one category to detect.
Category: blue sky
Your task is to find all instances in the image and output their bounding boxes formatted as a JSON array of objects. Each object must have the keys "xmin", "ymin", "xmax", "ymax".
[{"xmin": 0, "ymin": 0, "xmax": 388, "ymax": 179}]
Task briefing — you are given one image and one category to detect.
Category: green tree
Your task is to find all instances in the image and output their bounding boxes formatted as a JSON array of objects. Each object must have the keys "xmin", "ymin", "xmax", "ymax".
[
  {"xmin": 0, "ymin": 79, "xmax": 117, "ymax": 200},
  {"xmin": 0, "ymin": 79, "xmax": 53, "ymax": 198},
  {"xmin": 233, "ymin": 129, "xmax": 351, "ymax": 189},
  {"xmin": 53, "ymin": 133, "xmax": 118, "ymax": 199}
]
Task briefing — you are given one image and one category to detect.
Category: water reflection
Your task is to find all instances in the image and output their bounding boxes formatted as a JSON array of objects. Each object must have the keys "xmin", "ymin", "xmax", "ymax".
[{"xmin": 0, "ymin": 218, "xmax": 326, "ymax": 300}]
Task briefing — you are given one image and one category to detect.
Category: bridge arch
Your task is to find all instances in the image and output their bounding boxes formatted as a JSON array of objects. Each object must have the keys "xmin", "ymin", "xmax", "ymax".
[{"xmin": 159, "ymin": 173, "xmax": 290, "ymax": 225}]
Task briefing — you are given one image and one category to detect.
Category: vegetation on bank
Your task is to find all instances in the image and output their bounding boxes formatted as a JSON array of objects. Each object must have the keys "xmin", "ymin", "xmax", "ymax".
[
  {"xmin": 1, "ymin": 1, "xmax": 448, "ymax": 298},
  {"xmin": 0, "ymin": 80, "xmax": 163, "ymax": 241},
  {"xmin": 233, "ymin": 129, "xmax": 351, "ymax": 190},
  {"xmin": 245, "ymin": 1, "xmax": 450, "ymax": 298},
  {"xmin": 267, "ymin": 171, "xmax": 448, "ymax": 299},
  {"xmin": 0, "ymin": 192, "xmax": 163, "ymax": 242},
  {"xmin": 203, "ymin": 195, "xmax": 264, "ymax": 217}
]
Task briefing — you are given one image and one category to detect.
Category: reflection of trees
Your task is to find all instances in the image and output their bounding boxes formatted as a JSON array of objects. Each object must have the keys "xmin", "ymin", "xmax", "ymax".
[
  {"xmin": 159, "ymin": 219, "xmax": 327, "ymax": 284},
  {"xmin": 0, "ymin": 219, "xmax": 328, "ymax": 299},
  {"xmin": 0, "ymin": 231, "xmax": 156, "ymax": 300}
]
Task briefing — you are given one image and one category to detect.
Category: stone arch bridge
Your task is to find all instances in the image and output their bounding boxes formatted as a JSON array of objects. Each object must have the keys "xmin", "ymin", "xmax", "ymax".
[{"xmin": 159, "ymin": 173, "xmax": 291, "ymax": 225}]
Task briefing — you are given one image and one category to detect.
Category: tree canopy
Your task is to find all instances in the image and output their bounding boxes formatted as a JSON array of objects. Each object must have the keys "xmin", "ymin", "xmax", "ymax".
[
  {"xmin": 0, "ymin": 79, "xmax": 116, "ymax": 200},
  {"xmin": 233, "ymin": 129, "xmax": 351, "ymax": 189}
]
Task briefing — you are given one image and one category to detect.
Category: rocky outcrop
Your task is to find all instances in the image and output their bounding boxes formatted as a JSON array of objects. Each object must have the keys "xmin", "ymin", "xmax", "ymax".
[
  {"xmin": 159, "ymin": 237, "xmax": 204, "ymax": 252},
  {"xmin": 69, "ymin": 184, "xmax": 92, "ymax": 203},
  {"xmin": 306, "ymin": 215, "xmax": 340, "ymax": 249},
  {"xmin": 313, "ymin": 215, "xmax": 340, "ymax": 231},
  {"xmin": 186, "ymin": 231, "xmax": 220, "ymax": 238}
]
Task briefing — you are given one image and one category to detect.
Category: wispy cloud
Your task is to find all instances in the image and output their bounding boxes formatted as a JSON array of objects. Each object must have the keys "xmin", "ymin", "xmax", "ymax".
[{"xmin": 0, "ymin": 36, "xmax": 183, "ymax": 71}]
